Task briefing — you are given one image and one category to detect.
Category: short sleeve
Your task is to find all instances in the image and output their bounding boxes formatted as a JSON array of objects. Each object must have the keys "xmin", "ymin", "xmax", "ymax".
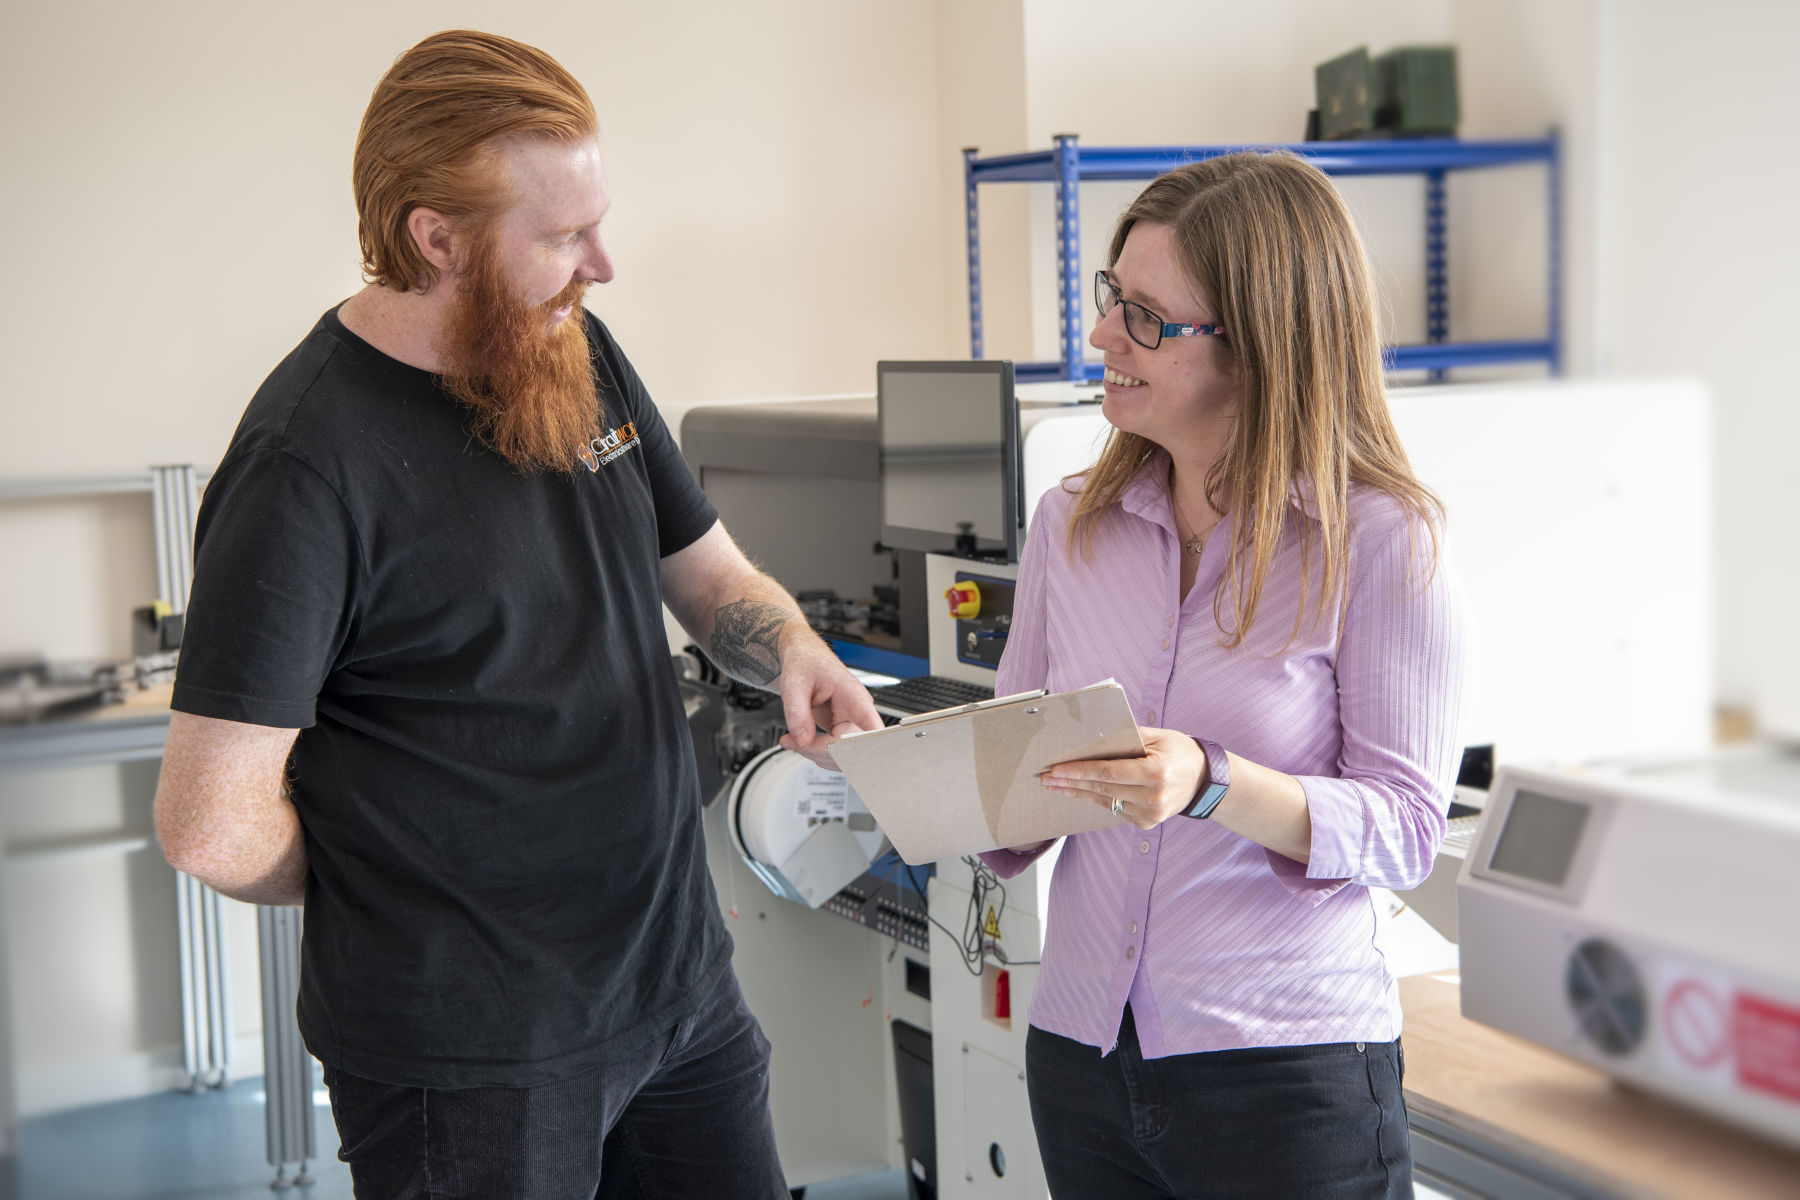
[
  {"xmin": 589, "ymin": 316, "xmax": 716, "ymax": 557},
  {"xmin": 170, "ymin": 449, "xmax": 362, "ymax": 728}
]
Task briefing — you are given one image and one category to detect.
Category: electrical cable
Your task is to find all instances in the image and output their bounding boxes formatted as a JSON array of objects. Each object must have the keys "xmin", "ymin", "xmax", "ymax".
[
  {"xmin": 901, "ymin": 857, "xmax": 1045, "ymax": 975},
  {"xmin": 961, "ymin": 858, "xmax": 1041, "ymax": 965},
  {"xmin": 905, "ymin": 863, "xmax": 985, "ymax": 976}
]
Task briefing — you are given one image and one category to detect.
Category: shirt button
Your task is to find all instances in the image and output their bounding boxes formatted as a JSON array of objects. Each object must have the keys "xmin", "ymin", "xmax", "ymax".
[
  {"xmin": 1138, "ymin": 840, "xmax": 1151, "ymax": 854},
  {"xmin": 1144, "ymin": 709, "xmax": 1156, "ymax": 724},
  {"xmin": 1130, "ymin": 921, "xmax": 1139, "ymax": 935},
  {"xmin": 1160, "ymin": 637, "xmax": 1170, "ymax": 650},
  {"xmin": 1167, "ymin": 614, "xmax": 1176, "ymax": 627},
  {"xmin": 1125, "ymin": 945, "xmax": 1137, "ymax": 960}
]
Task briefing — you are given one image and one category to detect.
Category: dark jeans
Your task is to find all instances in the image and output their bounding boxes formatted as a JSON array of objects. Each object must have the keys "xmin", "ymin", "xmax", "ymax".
[
  {"xmin": 1026, "ymin": 1007, "xmax": 1412, "ymax": 1200},
  {"xmin": 322, "ymin": 968, "xmax": 786, "ymax": 1200}
]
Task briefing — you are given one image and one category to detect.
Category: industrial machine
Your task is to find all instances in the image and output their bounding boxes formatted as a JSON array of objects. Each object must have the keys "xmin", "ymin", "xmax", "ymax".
[{"xmin": 1458, "ymin": 751, "xmax": 1800, "ymax": 1150}]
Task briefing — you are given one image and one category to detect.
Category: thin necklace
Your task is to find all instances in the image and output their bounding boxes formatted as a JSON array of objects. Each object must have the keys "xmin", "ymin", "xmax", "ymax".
[
  {"xmin": 1170, "ymin": 464, "xmax": 1213, "ymax": 556},
  {"xmin": 1173, "ymin": 494, "xmax": 1207, "ymax": 556}
]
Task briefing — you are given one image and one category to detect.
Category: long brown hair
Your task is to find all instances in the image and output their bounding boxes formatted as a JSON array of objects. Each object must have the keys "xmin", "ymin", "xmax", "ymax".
[
  {"xmin": 1068, "ymin": 151, "xmax": 1440, "ymax": 649},
  {"xmin": 353, "ymin": 30, "xmax": 597, "ymax": 292}
]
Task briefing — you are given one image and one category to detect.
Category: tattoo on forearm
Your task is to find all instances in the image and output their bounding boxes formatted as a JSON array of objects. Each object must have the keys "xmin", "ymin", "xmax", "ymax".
[{"xmin": 711, "ymin": 600, "xmax": 788, "ymax": 686}]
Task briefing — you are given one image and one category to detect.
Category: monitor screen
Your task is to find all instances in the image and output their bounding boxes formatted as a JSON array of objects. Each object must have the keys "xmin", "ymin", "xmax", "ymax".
[
  {"xmin": 1487, "ymin": 788, "xmax": 1591, "ymax": 888},
  {"xmin": 877, "ymin": 360, "xmax": 1019, "ymax": 560}
]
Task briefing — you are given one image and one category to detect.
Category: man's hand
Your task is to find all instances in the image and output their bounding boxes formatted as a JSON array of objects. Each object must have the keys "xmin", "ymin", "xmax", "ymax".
[
  {"xmin": 659, "ymin": 523, "xmax": 882, "ymax": 771},
  {"xmin": 772, "ymin": 624, "xmax": 882, "ymax": 770}
]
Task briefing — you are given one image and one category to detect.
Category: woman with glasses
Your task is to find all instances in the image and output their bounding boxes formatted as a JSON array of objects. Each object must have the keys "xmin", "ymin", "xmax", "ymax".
[{"xmin": 981, "ymin": 151, "xmax": 1467, "ymax": 1198}]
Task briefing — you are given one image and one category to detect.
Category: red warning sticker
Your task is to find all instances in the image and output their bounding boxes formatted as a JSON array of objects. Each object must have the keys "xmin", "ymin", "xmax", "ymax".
[{"xmin": 1735, "ymin": 993, "xmax": 1800, "ymax": 1105}]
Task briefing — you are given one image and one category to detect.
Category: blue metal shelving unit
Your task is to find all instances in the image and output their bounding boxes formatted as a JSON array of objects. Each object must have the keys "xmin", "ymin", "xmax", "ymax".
[{"xmin": 961, "ymin": 134, "xmax": 1562, "ymax": 383}]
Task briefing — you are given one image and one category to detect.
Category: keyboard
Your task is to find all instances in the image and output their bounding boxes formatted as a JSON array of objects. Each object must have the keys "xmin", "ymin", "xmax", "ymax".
[
  {"xmin": 1441, "ymin": 813, "xmax": 1483, "ymax": 857},
  {"xmin": 869, "ymin": 674, "xmax": 996, "ymax": 718}
]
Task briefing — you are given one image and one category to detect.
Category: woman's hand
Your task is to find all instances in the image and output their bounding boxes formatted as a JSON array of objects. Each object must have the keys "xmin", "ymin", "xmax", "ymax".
[{"xmin": 1042, "ymin": 727, "xmax": 1207, "ymax": 829}]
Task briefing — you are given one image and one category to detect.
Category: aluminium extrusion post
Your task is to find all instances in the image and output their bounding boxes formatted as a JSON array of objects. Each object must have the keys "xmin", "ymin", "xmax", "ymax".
[
  {"xmin": 1053, "ymin": 134, "xmax": 1083, "ymax": 381},
  {"xmin": 963, "ymin": 147, "xmax": 984, "ymax": 360},
  {"xmin": 203, "ymin": 885, "xmax": 232, "ymax": 1086},
  {"xmin": 259, "ymin": 905, "xmax": 315, "ymax": 1187},
  {"xmin": 176, "ymin": 871, "xmax": 199, "ymax": 1089}
]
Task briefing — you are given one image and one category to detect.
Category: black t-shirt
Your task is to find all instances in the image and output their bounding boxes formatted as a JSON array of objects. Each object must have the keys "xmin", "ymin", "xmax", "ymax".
[{"xmin": 172, "ymin": 306, "xmax": 730, "ymax": 1088}]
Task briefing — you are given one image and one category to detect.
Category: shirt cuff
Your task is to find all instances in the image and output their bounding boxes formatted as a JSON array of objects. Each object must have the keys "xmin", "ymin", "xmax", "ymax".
[
  {"xmin": 977, "ymin": 842, "xmax": 1054, "ymax": 880},
  {"xmin": 1259, "ymin": 776, "xmax": 1363, "ymax": 905}
]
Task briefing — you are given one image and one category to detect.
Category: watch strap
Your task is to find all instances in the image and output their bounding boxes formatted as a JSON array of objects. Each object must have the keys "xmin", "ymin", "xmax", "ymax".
[{"xmin": 1183, "ymin": 737, "xmax": 1231, "ymax": 819}]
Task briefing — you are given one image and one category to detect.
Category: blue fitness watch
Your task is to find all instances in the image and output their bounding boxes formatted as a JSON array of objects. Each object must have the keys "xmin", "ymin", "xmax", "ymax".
[{"xmin": 1182, "ymin": 737, "xmax": 1231, "ymax": 819}]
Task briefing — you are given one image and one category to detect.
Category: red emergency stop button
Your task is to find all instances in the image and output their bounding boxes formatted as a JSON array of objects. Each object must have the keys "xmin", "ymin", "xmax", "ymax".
[{"xmin": 945, "ymin": 581, "xmax": 981, "ymax": 619}]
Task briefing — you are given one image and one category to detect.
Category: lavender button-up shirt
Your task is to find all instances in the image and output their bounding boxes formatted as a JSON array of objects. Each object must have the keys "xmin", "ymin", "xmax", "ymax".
[{"xmin": 981, "ymin": 464, "xmax": 1467, "ymax": 1057}]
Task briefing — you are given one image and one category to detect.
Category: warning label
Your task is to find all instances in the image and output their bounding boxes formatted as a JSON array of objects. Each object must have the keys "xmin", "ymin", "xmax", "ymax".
[
  {"xmin": 1664, "ymin": 978, "xmax": 1730, "ymax": 1071},
  {"xmin": 1658, "ymin": 962, "xmax": 1800, "ymax": 1107},
  {"xmin": 1736, "ymin": 994, "xmax": 1800, "ymax": 1105}
]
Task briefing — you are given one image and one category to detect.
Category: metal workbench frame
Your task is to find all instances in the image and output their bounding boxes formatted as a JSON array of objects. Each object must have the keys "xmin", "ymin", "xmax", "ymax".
[
  {"xmin": 1, "ymin": 467, "xmax": 314, "ymax": 1185},
  {"xmin": 961, "ymin": 134, "xmax": 1562, "ymax": 383}
]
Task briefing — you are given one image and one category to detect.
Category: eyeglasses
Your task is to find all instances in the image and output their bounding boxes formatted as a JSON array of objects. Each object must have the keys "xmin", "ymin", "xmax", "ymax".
[{"xmin": 1094, "ymin": 270, "xmax": 1226, "ymax": 350}]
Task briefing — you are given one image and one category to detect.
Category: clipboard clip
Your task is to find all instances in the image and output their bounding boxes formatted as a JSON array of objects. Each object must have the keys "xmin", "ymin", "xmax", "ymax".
[{"xmin": 895, "ymin": 688, "xmax": 1049, "ymax": 727}]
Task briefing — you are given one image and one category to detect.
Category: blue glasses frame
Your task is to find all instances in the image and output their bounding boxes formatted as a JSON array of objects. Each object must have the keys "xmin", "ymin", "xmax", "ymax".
[{"xmin": 1095, "ymin": 270, "xmax": 1225, "ymax": 350}]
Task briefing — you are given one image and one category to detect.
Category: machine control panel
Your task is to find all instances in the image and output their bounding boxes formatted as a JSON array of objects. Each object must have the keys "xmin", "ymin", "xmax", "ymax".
[{"xmin": 950, "ymin": 570, "xmax": 1014, "ymax": 670}]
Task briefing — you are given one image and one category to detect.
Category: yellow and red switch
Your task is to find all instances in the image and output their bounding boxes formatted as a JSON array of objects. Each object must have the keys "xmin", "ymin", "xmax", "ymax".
[{"xmin": 944, "ymin": 580, "xmax": 982, "ymax": 619}]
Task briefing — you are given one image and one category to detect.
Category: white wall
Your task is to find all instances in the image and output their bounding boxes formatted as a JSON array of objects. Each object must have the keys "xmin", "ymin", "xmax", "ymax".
[
  {"xmin": 1593, "ymin": 0, "xmax": 1800, "ymax": 718},
  {"xmin": 934, "ymin": 0, "xmax": 1032, "ymax": 363},
  {"xmin": 0, "ymin": 0, "xmax": 953, "ymax": 1114}
]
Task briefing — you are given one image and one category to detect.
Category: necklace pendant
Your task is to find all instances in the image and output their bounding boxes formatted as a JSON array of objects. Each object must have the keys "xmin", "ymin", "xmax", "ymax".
[{"xmin": 1183, "ymin": 533, "xmax": 1205, "ymax": 557}]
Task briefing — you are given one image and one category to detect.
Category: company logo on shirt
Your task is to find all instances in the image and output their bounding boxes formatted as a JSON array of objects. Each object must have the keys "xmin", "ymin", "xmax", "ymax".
[{"xmin": 576, "ymin": 422, "xmax": 639, "ymax": 472}]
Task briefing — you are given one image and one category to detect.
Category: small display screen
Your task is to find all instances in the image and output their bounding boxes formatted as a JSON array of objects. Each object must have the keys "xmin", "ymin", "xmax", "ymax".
[
  {"xmin": 878, "ymin": 361, "xmax": 1017, "ymax": 558},
  {"xmin": 1487, "ymin": 789, "xmax": 1591, "ymax": 888}
]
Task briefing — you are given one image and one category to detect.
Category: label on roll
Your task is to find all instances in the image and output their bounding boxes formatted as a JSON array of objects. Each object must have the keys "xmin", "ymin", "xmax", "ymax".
[{"xmin": 795, "ymin": 764, "xmax": 850, "ymax": 819}]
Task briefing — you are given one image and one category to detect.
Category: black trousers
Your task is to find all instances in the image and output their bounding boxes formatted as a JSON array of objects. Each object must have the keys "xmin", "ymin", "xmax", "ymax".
[
  {"xmin": 322, "ymin": 968, "xmax": 787, "ymax": 1200},
  {"xmin": 1026, "ymin": 1007, "xmax": 1413, "ymax": 1200}
]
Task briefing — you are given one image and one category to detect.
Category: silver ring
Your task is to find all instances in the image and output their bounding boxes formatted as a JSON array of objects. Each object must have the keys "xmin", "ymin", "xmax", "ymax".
[{"xmin": 1111, "ymin": 796, "xmax": 1123, "ymax": 815}]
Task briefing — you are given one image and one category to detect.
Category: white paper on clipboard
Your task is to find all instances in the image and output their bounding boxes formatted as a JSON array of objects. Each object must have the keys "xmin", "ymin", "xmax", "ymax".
[{"xmin": 830, "ymin": 680, "xmax": 1145, "ymax": 864}]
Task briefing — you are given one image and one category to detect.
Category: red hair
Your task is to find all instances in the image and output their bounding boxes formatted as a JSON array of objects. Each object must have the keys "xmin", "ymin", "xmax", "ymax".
[{"xmin": 353, "ymin": 30, "xmax": 597, "ymax": 292}]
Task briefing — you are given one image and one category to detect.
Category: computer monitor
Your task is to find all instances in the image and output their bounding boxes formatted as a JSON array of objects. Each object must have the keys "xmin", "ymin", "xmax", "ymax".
[{"xmin": 877, "ymin": 360, "xmax": 1020, "ymax": 561}]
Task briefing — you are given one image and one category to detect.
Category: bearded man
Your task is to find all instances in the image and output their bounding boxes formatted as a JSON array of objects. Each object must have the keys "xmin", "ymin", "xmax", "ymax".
[{"xmin": 153, "ymin": 30, "xmax": 879, "ymax": 1198}]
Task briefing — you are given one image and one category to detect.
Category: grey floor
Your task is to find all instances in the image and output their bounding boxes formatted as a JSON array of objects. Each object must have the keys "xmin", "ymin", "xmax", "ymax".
[{"xmin": 14, "ymin": 1079, "xmax": 908, "ymax": 1200}]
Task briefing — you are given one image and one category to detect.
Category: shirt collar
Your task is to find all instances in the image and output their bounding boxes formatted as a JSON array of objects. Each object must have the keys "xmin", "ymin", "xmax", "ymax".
[{"xmin": 1114, "ymin": 450, "xmax": 1326, "ymax": 531}]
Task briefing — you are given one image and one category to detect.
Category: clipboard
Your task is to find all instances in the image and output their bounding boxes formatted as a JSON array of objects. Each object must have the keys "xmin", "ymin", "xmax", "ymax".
[{"xmin": 831, "ymin": 680, "xmax": 1145, "ymax": 865}]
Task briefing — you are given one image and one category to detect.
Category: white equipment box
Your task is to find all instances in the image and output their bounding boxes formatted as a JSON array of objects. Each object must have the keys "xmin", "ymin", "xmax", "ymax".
[{"xmin": 1458, "ymin": 752, "xmax": 1800, "ymax": 1149}]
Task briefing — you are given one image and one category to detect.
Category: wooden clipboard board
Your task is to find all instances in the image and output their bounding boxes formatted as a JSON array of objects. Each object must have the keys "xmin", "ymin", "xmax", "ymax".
[{"xmin": 831, "ymin": 680, "xmax": 1146, "ymax": 864}]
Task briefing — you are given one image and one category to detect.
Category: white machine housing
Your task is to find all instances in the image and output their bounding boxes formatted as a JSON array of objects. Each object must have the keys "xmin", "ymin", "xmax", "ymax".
[{"xmin": 1458, "ymin": 753, "xmax": 1800, "ymax": 1149}]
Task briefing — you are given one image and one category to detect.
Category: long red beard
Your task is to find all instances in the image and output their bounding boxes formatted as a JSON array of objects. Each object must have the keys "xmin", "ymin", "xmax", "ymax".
[{"xmin": 437, "ymin": 232, "xmax": 602, "ymax": 475}]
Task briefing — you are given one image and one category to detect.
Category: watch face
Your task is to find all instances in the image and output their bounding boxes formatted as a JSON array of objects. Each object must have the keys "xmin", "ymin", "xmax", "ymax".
[
  {"xmin": 1187, "ymin": 781, "xmax": 1225, "ymax": 819},
  {"xmin": 1186, "ymin": 738, "xmax": 1229, "ymax": 818}
]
